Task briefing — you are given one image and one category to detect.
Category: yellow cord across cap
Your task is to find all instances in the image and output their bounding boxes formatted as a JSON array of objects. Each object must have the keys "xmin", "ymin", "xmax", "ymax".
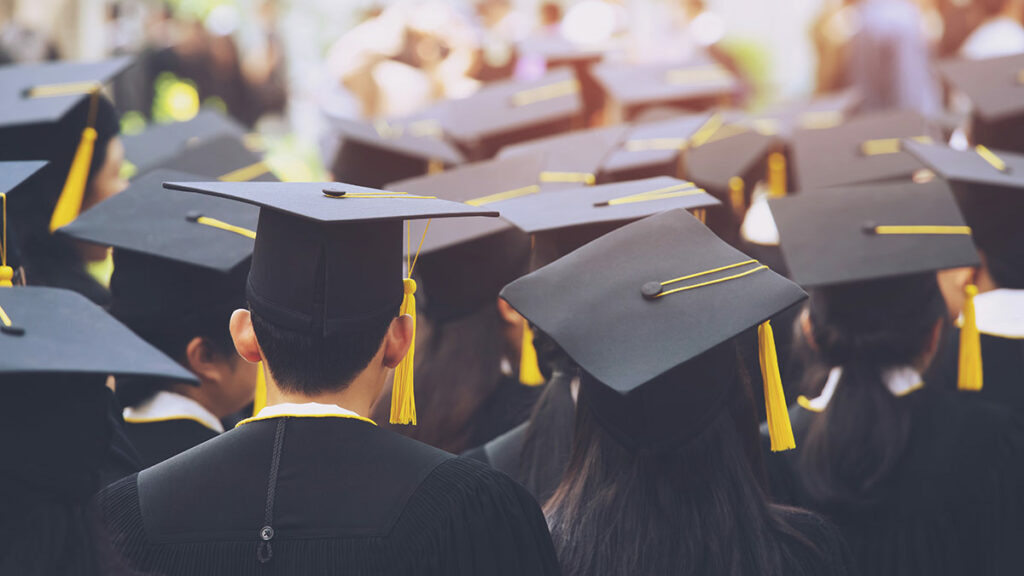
[
  {"xmin": 219, "ymin": 161, "xmax": 272, "ymax": 182},
  {"xmin": 975, "ymin": 145, "xmax": 1007, "ymax": 173},
  {"xmin": 595, "ymin": 182, "xmax": 704, "ymax": 207},
  {"xmin": 511, "ymin": 79, "xmax": 580, "ymax": 107},
  {"xmin": 866, "ymin": 224, "xmax": 971, "ymax": 236},
  {"xmin": 465, "ymin": 184, "xmax": 541, "ymax": 206},
  {"xmin": 539, "ymin": 171, "xmax": 596, "ymax": 185},
  {"xmin": 187, "ymin": 212, "xmax": 257, "ymax": 239},
  {"xmin": 689, "ymin": 113, "xmax": 724, "ymax": 148}
]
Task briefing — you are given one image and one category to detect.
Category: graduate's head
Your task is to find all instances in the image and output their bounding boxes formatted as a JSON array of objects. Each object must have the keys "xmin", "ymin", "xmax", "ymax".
[
  {"xmin": 164, "ymin": 180, "xmax": 498, "ymax": 419},
  {"xmin": 56, "ymin": 170, "xmax": 262, "ymax": 416}
]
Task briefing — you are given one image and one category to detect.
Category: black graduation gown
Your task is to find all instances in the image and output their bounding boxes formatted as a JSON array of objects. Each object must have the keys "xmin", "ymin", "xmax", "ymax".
[
  {"xmin": 465, "ymin": 374, "xmax": 544, "ymax": 449},
  {"xmin": 100, "ymin": 388, "xmax": 143, "ymax": 486},
  {"xmin": 926, "ymin": 326, "xmax": 1024, "ymax": 414},
  {"xmin": 123, "ymin": 419, "xmax": 219, "ymax": 469},
  {"xmin": 764, "ymin": 388, "xmax": 1024, "ymax": 576},
  {"xmin": 463, "ymin": 370, "xmax": 575, "ymax": 504},
  {"xmin": 99, "ymin": 416, "xmax": 561, "ymax": 576}
]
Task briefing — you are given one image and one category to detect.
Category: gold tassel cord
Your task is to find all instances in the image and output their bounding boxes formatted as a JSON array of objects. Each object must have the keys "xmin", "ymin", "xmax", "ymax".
[
  {"xmin": 869, "ymin": 225, "xmax": 972, "ymax": 236},
  {"xmin": 219, "ymin": 161, "xmax": 272, "ymax": 182},
  {"xmin": 465, "ymin": 184, "xmax": 541, "ymax": 206},
  {"xmin": 860, "ymin": 135, "xmax": 933, "ymax": 157},
  {"xmin": 49, "ymin": 89, "xmax": 102, "ymax": 233},
  {"xmin": 975, "ymin": 145, "xmax": 1007, "ymax": 173},
  {"xmin": 689, "ymin": 113, "xmax": 724, "ymax": 148},
  {"xmin": 768, "ymin": 152, "xmax": 786, "ymax": 198},
  {"xmin": 27, "ymin": 81, "xmax": 102, "ymax": 99},
  {"xmin": 390, "ymin": 219, "xmax": 432, "ymax": 425},
  {"xmin": 624, "ymin": 138, "xmax": 690, "ymax": 152},
  {"xmin": 596, "ymin": 182, "xmax": 703, "ymax": 207},
  {"xmin": 518, "ymin": 320, "xmax": 546, "ymax": 386},
  {"xmin": 252, "ymin": 362, "xmax": 267, "ymax": 416},
  {"xmin": 511, "ymin": 79, "xmax": 580, "ymax": 107},
  {"xmin": 759, "ymin": 320, "xmax": 796, "ymax": 451},
  {"xmin": 958, "ymin": 284, "xmax": 983, "ymax": 391},
  {"xmin": 188, "ymin": 214, "xmax": 257, "ymax": 240},
  {"xmin": 539, "ymin": 171, "xmax": 596, "ymax": 185},
  {"xmin": 0, "ymin": 192, "xmax": 10, "ymax": 287},
  {"xmin": 729, "ymin": 177, "xmax": 746, "ymax": 220},
  {"xmin": 322, "ymin": 189, "xmax": 436, "ymax": 200},
  {"xmin": 0, "ymin": 303, "xmax": 12, "ymax": 327},
  {"xmin": 694, "ymin": 208, "xmax": 707, "ymax": 224}
]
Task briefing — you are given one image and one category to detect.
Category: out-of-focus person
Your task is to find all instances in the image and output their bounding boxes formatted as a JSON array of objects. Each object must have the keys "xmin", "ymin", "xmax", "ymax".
[{"xmin": 959, "ymin": 0, "xmax": 1024, "ymax": 59}]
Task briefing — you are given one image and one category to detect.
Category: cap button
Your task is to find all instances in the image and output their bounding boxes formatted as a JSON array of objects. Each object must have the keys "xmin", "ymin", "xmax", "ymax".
[
  {"xmin": 322, "ymin": 187, "xmax": 346, "ymax": 198},
  {"xmin": 1, "ymin": 324, "xmax": 25, "ymax": 336},
  {"xmin": 641, "ymin": 281, "xmax": 663, "ymax": 300},
  {"xmin": 862, "ymin": 221, "xmax": 878, "ymax": 235},
  {"xmin": 185, "ymin": 211, "xmax": 203, "ymax": 222}
]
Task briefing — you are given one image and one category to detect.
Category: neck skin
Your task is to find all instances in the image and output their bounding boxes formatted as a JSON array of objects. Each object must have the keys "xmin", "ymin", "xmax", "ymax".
[
  {"xmin": 262, "ymin": 353, "xmax": 389, "ymax": 419},
  {"xmin": 973, "ymin": 264, "xmax": 1000, "ymax": 294}
]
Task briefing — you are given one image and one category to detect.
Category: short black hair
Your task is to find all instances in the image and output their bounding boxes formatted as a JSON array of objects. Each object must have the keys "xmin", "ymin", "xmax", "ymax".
[
  {"xmin": 251, "ymin": 307, "xmax": 396, "ymax": 396},
  {"xmin": 985, "ymin": 250, "xmax": 1024, "ymax": 290}
]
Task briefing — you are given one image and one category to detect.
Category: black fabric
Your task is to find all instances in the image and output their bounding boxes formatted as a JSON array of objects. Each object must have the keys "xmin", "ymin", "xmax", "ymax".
[
  {"xmin": 99, "ymin": 417, "xmax": 560, "ymax": 575},
  {"xmin": 764, "ymin": 389, "xmax": 1024, "ymax": 576},
  {"xmin": 927, "ymin": 328, "xmax": 1024, "ymax": 415},
  {"xmin": 466, "ymin": 374, "xmax": 544, "ymax": 449},
  {"xmin": 101, "ymin": 387, "xmax": 143, "ymax": 486},
  {"xmin": 124, "ymin": 419, "xmax": 219, "ymax": 470}
]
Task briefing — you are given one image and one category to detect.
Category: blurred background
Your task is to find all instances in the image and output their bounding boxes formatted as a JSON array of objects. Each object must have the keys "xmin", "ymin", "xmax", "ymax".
[{"xmin": 2, "ymin": 0, "xmax": 1019, "ymax": 180}]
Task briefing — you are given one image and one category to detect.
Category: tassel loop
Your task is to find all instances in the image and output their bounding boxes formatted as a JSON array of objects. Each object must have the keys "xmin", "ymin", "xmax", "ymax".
[
  {"xmin": 958, "ymin": 284, "xmax": 983, "ymax": 391},
  {"xmin": 252, "ymin": 361, "xmax": 268, "ymax": 417},
  {"xmin": 759, "ymin": 320, "xmax": 796, "ymax": 451},
  {"xmin": 390, "ymin": 278, "xmax": 418, "ymax": 425},
  {"xmin": 519, "ymin": 320, "xmax": 545, "ymax": 386}
]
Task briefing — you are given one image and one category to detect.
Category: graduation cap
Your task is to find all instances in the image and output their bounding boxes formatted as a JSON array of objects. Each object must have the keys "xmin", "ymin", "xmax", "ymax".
[
  {"xmin": 326, "ymin": 115, "xmax": 464, "ymax": 189},
  {"xmin": 163, "ymin": 180, "xmax": 500, "ymax": 424},
  {"xmin": 903, "ymin": 139, "xmax": 1024, "ymax": 297},
  {"xmin": 0, "ymin": 286, "xmax": 196, "ymax": 382},
  {"xmin": 683, "ymin": 120, "xmax": 784, "ymax": 209},
  {"xmin": 389, "ymin": 153, "xmax": 545, "ymax": 384},
  {"xmin": 497, "ymin": 124, "xmax": 628, "ymax": 189},
  {"xmin": 438, "ymin": 68, "xmax": 584, "ymax": 159},
  {"xmin": 500, "ymin": 209, "xmax": 806, "ymax": 450},
  {"xmin": 0, "ymin": 161, "xmax": 48, "ymax": 285},
  {"xmin": 121, "ymin": 108, "xmax": 248, "ymax": 177},
  {"xmin": 792, "ymin": 109, "xmax": 941, "ymax": 191},
  {"xmin": 147, "ymin": 135, "xmax": 277, "ymax": 182},
  {"xmin": 938, "ymin": 53, "xmax": 1024, "ymax": 152},
  {"xmin": 0, "ymin": 57, "xmax": 133, "ymax": 233},
  {"xmin": 599, "ymin": 112, "xmax": 714, "ymax": 182},
  {"xmin": 591, "ymin": 58, "xmax": 739, "ymax": 122},
  {"xmin": 770, "ymin": 179, "xmax": 983, "ymax": 391}
]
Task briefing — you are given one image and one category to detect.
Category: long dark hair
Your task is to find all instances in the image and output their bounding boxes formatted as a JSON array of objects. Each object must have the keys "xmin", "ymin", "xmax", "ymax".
[
  {"xmin": 798, "ymin": 273, "xmax": 945, "ymax": 509},
  {"xmin": 545, "ymin": 342, "xmax": 826, "ymax": 576}
]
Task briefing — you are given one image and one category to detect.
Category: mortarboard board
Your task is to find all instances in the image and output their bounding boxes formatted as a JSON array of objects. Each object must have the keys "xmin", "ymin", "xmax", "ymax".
[
  {"xmin": 683, "ymin": 122, "xmax": 783, "ymax": 202},
  {"xmin": 902, "ymin": 140, "xmax": 1024, "ymax": 284},
  {"xmin": 0, "ymin": 285, "xmax": 196, "ymax": 382},
  {"xmin": 591, "ymin": 58, "xmax": 739, "ymax": 123},
  {"xmin": 435, "ymin": 68, "xmax": 584, "ymax": 160},
  {"xmin": 164, "ymin": 180, "xmax": 501, "ymax": 424},
  {"xmin": 147, "ymin": 135, "xmax": 277, "ymax": 182},
  {"xmin": 327, "ymin": 115, "xmax": 464, "ymax": 189},
  {"xmin": 0, "ymin": 161, "xmax": 48, "ymax": 284},
  {"xmin": 500, "ymin": 209, "xmax": 806, "ymax": 450},
  {"xmin": 791, "ymin": 109, "xmax": 941, "ymax": 191},
  {"xmin": 497, "ymin": 124, "xmax": 627, "ymax": 190},
  {"xmin": 388, "ymin": 153, "xmax": 544, "ymax": 318},
  {"xmin": 599, "ymin": 112, "xmax": 714, "ymax": 182},
  {"xmin": 770, "ymin": 179, "xmax": 978, "ymax": 288},
  {"xmin": 938, "ymin": 54, "xmax": 1024, "ymax": 153},
  {"xmin": 122, "ymin": 108, "xmax": 248, "ymax": 178},
  {"xmin": 0, "ymin": 58, "xmax": 134, "ymax": 233}
]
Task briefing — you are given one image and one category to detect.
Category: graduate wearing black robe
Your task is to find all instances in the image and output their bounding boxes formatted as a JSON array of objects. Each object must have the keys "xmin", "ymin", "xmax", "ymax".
[
  {"xmin": 764, "ymin": 385, "xmax": 1024, "ymax": 576},
  {"xmin": 465, "ymin": 372, "xmax": 544, "ymax": 449},
  {"xmin": 99, "ymin": 414, "xmax": 561, "ymax": 575},
  {"xmin": 120, "ymin": 388, "xmax": 224, "ymax": 468}
]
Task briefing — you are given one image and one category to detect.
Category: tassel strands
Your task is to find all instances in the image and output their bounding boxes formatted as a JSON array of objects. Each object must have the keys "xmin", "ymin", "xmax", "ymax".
[
  {"xmin": 958, "ymin": 284, "xmax": 983, "ymax": 391},
  {"xmin": 1, "ymin": 192, "xmax": 11, "ymax": 287},
  {"xmin": 759, "ymin": 320, "xmax": 796, "ymax": 451},
  {"xmin": 49, "ymin": 89, "xmax": 101, "ymax": 233},
  {"xmin": 518, "ymin": 320, "xmax": 545, "ymax": 386},
  {"xmin": 390, "ymin": 220, "xmax": 432, "ymax": 425},
  {"xmin": 252, "ymin": 362, "xmax": 268, "ymax": 416}
]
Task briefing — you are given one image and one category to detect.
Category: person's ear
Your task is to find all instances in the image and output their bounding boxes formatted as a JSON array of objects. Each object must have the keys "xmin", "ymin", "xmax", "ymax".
[
  {"xmin": 381, "ymin": 315, "xmax": 414, "ymax": 369},
  {"xmin": 229, "ymin": 309, "xmax": 262, "ymax": 363},
  {"xmin": 184, "ymin": 337, "xmax": 224, "ymax": 384},
  {"xmin": 800, "ymin": 306, "xmax": 819, "ymax": 353},
  {"xmin": 496, "ymin": 296, "xmax": 524, "ymax": 326}
]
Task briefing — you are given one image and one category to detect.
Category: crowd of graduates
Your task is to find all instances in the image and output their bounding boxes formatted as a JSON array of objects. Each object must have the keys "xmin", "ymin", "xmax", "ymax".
[{"xmin": 2, "ymin": 1, "xmax": 1024, "ymax": 575}]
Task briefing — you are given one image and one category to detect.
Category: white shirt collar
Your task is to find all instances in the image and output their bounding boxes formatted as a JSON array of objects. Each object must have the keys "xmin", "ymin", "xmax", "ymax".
[
  {"xmin": 799, "ymin": 366, "xmax": 923, "ymax": 413},
  {"xmin": 123, "ymin": 390, "xmax": 225, "ymax": 433},
  {"xmin": 254, "ymin": 402, "xmax": 363, "ymax": 420},
  {"xmin": 963, "ymin": 288, "xmax": 1024, "ymax": 339}
]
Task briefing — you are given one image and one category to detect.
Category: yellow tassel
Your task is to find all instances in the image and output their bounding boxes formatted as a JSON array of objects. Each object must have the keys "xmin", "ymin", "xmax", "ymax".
[
  {"xmin": 0, "ymin": 267, "xmax": 12, "ymax": 287},
  {"xmin": 759, "ymin": 320, "xmax": 796, "ymax": 451},
  {"xmin": 252, "ymin": 361, "xmax": 267, "ymax": 416},
  {"xmin": 958, "ymin": 284, "xmax": 983, "ymax": 391},
  {"xmin": 49, "ymin": 127, "xmax": 98, "ymax": 232},
  {"xmin": 519, "ymin": 320, "xmax": 546, "ymax": 386},
  {"xmin": 768, "ymin": 152, "xmax": 787, "ymax": 198},
  {"xmin": 390, "ymin": 278, "xmax": 418, "ymax": 425}
]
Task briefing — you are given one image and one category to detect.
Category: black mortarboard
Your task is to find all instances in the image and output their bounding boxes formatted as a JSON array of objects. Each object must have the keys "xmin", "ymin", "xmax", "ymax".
[
  {"xmin": 501, "ymin": 209, "xmax": 805, "ymax": 449},
  {"xmin": 0, "ymin": 57, "xmax": 133, "ymax": 129},
  {"xmin": 327, "ymin": 115, "xmax": 464, "ymax": 189},
  {"xmin": 591, "ymin": 58, "xmax": 739, "ymax": 122},
  {"xmin": 0, "ymin": 286, "xmax": 196, "ymax": 382},
  {"xmin": 0, "ymin": 161, "xmax": 47, "ymax": 198},
  {"xmin": 436, "ymin": 68, "xmax": 583, "ymax": 160},
  {"xmin": 599, "ymin": 112, "xmax": 713, "ymax": 182},
  {"xmin": 902, "ymin": 140, "xmax": 1024, "ymax": 281},
  {"xmin": 938, "ymin": 53, "xmax": 1024, "ymax": 152},
  {"xmin": 770, "ymin": 179, "xmax": 979, "ymax": 287},
  {"xmin": 147, "ymin": 135, "xmax": 277, "ymax": 182},
  {"xmin": 497, "ymin": 124, "xmax": 627, "ymax": 189},
  {"xmin": 163, "ymin": 180, "xmax": 500, "ymax": 424},
  {"xmin": 57, "ymin": 169, "xmax": 257, "ymax": 359},
  {"xmin": 122, "ymin": 109, "xmax": 247, "ymax": 177},
  {"xmin": 388, "ymin": 153, "xmax": 544, "ymax": 318},
  {"xmin": 792, "ymin": 109, "xmax": 941, "ymax": 191},
  {"xmin": 683, "ymin": 124, "xmax": 783, "ymax": 200}
]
